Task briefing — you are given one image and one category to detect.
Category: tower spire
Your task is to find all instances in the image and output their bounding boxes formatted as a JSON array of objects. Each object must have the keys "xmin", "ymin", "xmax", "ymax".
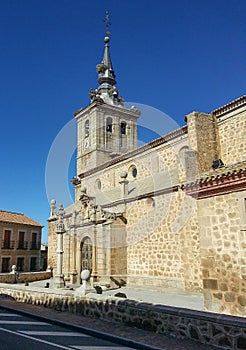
[{"xmin": 89, "ymin": 11, "xmax": 124, "ymax": 106}]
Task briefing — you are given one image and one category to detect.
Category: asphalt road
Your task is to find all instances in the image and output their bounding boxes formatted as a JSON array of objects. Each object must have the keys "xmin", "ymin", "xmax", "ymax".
[{"xmin": 0, "ymin": 309, "xmax": 134, "ymax": 350}]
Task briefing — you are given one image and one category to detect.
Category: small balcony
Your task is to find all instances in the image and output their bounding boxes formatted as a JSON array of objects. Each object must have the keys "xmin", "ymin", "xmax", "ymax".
[
  {"xmin": 1, "ymin": 240, "xmax": 14, "ymax": 249},
  {"xmin": 17, "ymin": 241, "xmax": 28, "ymax": 250}
]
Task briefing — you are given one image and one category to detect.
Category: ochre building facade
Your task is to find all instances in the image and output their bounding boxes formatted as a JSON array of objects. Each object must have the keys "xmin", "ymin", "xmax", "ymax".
[
  {"xmin": 48, "ymin": 34, "xmax": 246, "ymax": 317},
  {"xmin": 0, "ymin": 210, "xmax": 43, "ymax": 273}
]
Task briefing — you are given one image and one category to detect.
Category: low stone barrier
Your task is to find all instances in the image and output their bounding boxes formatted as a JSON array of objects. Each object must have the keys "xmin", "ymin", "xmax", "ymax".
[
  {"xmin": 17, "ymin": 271, "xmax": 51, "ymax": 283},
  {"xmin": 0, "ymin": 274, "xmax": 15, "ymax": 284},
  {"xmin": 0, "ymin": 271, "xmax": 51, "ymax": 284},
  {"xmin": 0, "ymin": 286, "xmax": 245, "ymax": 350}
]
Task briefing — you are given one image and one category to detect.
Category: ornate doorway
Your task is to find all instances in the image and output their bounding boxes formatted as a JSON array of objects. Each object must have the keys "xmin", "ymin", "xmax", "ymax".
[{"xmin": 80, "ymin": 237, "xmax": 93, "ymax": 272}]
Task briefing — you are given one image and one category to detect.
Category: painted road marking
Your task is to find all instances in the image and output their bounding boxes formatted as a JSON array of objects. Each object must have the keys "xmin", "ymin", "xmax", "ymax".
[
  {"xmin": 0, "ymin": 313, "xmax": 22, "ymax": 317},
  {"xmin": 0, "ymin": 321, "xmax": 48, "ymax": 325},
  {"xmin": 0, "ymin": 327, "xmax": 76, "ymax": 350},
  {"xmin": 71, "ymin": 347, "xmax": 133, "ymax": 350},
  {"xmin": 19, "ymin": 331, "xmax": 89, "ymax": 337}
]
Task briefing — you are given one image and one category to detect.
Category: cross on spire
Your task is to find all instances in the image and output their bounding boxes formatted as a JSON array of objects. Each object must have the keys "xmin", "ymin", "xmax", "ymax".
[{"xmin": 104, "ymin": 10, "xmax": 111, "ymax": 36}]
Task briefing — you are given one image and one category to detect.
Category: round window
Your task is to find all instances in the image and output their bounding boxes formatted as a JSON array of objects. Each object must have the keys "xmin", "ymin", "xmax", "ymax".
[{"xmin": 132, "ymin": 167, "xmax": 137, "ymax": 178}]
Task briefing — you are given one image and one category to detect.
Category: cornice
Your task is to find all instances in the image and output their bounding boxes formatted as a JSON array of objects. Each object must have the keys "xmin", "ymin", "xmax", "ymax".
[
  {"xmin": 99, "ymin": 185, "xmax": 179, "ymax": 208},
  {"xmin": 182, "ymin": 162, "xmax": 246, "ymax": 199},
  {"xmin": 73, "ymin": 101, "xmax": 140, "ymax": 119},
  {"xmin": 212, "ymin": 95, "xmax": 246, "ymax": 118}
]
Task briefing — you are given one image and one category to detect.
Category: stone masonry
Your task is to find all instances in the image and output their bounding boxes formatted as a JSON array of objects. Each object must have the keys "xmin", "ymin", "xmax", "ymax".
[
  {"xmin": 1, "ymin": 286, "xmax": 246, "ymax": 350},
  {"xmin": 48, "ymin": 22, "xmax": 246, "ymax": 318}
]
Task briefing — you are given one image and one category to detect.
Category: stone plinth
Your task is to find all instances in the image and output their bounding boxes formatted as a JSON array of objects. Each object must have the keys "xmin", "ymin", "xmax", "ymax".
[
  {"xmin": 74, "ymin": 269, "xmax": 95, "ymax": 297},
  {"xmin": 53, "ymin": 274, "xmax": 65, "ymax": 288}
]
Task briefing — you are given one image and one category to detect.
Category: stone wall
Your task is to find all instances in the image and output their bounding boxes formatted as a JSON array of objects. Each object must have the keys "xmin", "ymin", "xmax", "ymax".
[
  {"xmin": 17, "ymin": 271, "xmax": 51, "ymax": 283},
  {"xmin": 198, "ymin": 190, "xmax": 246, "ymax": 316},
  {"xmin": 0, "ymin": 286, "xmax": 245, "ymax": 350},
  {"xmin": 78, "ymin": 130, "xmax": 188, "ymax": 196},
  {"xmin": 0, "ymin": 274, "xmax": 15, "ymax": 283},
  {"xmin": 110, "ymin": 220, "xmax": 127, "ymax": 276},
  {"xmin": 186, "ymin": 112, "xmax": 219, "ymax": 172},
  {"xmin": 0, "ymin": 271, "xmax": 51, "ymax": 284},
  {"xmin": 217, "ymin": 109, "xmax": 246, "ymax": 165},
  {"xmin": 126, "ymin": 189, "xmax": 202, "ymax": 292},
  {"xmin": 75, "ymin": 131, "xmax": 202, "ymax": 291},
  {"xmin": 49, "ymin": 129, "xmax": 202, "ymax": 292}
]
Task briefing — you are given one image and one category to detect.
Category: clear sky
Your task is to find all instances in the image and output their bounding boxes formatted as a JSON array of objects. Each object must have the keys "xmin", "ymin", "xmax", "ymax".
[{"xmin": 0, "ymin": 0, "xmax": 245, "ymax": 243}]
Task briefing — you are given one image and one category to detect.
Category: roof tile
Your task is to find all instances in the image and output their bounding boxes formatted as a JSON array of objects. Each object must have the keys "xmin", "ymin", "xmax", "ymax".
[{"xmin": 0, "ymin": 210, "xmax": 43, "ymax": 227}]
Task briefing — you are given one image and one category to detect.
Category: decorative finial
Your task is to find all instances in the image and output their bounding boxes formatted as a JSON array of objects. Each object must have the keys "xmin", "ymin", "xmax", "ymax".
[
  {"xmin": 50, "ymin": 199, "xmax": 56, "ymax": 218},
  {"xmin": 103, "ymin": 10, "xmax": 111, "ymax": 36}
]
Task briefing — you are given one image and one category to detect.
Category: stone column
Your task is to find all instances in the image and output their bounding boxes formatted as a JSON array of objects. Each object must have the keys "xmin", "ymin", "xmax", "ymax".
[
  {"xmin": 92, "ymin": 226, "xmax": 98, "ymax": 280},
  {"xmin": 70, "ymin": 212, "xmax": 78, "ymax": 284},
  {"xmin": 54, "ymin": 204, "xmax": 66, "ymax": 288},
  {"xmin": 119, "ymin": 171, "xmax": 128, "ymax": 213},
  {"xmin": 119, "ymin": 171, "xmax": 129, "ymax": 197}
]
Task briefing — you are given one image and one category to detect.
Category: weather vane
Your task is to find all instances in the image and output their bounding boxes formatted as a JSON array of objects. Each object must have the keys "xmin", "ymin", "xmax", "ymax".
[{"xmin": 104, "ymin": 10, "xmax": 111, "ymax": 36}]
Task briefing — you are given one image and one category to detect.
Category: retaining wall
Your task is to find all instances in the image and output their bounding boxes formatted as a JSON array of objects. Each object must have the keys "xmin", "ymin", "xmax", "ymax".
[{"xmin": 0, "ymin": 286, "xmax": 245, "ymax": 350}]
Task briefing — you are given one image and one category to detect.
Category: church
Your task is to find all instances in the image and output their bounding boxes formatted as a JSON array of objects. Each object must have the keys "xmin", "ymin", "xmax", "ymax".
[{"xmin": 48, "ymin": 28, "xmax": 246, "ymax": 316}]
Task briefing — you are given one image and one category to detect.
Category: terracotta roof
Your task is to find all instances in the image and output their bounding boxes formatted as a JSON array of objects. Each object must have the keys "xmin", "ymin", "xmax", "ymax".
[
  {"xmin": 182, "ymin": 161, "xmax": 246, "ymax": 198},
  {"xmin": 0, "ymin": 210, "xmax": 43, "ymax": 227},
  {"xmin": 185, "ymin": 160, "xmax": 246, "ymax": 186}
]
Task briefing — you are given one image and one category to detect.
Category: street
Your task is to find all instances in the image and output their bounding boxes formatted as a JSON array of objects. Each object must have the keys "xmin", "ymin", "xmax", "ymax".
[{"xmin": 0, "ymin": 309, "xmax": 134, "ymax": 350}]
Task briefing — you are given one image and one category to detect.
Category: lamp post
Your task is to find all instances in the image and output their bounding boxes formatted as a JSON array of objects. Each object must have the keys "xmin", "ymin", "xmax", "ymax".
[{"xmin": 54, "ymin": 204, "xmax": 66, "ymax": 288}]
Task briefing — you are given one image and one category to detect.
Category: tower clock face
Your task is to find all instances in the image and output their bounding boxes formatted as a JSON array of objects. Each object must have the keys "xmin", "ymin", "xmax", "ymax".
[{"xmin": 84, "ymin": 139, "xmax": 89, "ymax": 148}]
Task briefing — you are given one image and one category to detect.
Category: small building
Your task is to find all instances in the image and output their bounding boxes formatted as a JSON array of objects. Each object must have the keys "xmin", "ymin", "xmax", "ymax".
[{"xmin": 0, "ymin": 210, "xmax": 43, "ymax": 273}]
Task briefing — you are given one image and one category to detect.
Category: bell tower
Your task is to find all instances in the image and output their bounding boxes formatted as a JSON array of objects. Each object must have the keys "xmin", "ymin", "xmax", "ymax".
[{"xmin": 74, "ymin": 12, "xmax": 140, "ymax": 176}]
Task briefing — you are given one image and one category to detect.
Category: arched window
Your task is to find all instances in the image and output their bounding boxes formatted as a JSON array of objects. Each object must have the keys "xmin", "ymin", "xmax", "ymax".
[
  {"xmin": 85, "ymin": 120, "xmax": 89, "ymax": 137},
  {"xmin": 178, "ymin": 146, "xmax": 189, "ymax": 168},
  {"xmin": 106, "ymin": 117, "xmax": 112, "ymax": 133}
]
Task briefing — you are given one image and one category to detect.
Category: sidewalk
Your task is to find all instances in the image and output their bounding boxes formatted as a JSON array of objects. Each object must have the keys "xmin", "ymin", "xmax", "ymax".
[
  {"xmin": 0, "ymin": 279, "xmax": 217, "ymax": 350},
  {"xmin": 26, "ymin": 278, "xmax": 205, "ymax": 310}
]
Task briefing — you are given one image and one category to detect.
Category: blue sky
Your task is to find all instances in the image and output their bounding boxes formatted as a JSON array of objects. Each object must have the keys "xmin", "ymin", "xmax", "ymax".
[{"xmin": 0, "ymin": 0, "xmax": 245, "ymax": 243}]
